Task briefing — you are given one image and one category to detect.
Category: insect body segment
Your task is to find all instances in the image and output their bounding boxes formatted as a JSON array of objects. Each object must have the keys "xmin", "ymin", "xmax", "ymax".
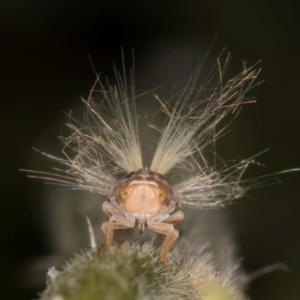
[{"xmin": 101, "ymin": 169, "xmax": 184, "ymax": 267}]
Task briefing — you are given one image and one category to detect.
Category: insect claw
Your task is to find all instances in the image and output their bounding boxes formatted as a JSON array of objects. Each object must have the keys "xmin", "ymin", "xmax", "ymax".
[{"xmin": 161, "ymin": 253, "xmax": 170, "ymax": 268}]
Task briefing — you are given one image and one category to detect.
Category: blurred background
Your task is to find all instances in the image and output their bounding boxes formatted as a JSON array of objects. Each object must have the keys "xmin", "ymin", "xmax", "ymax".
[{"xmin": 1, "ymin": 0, "xmax": 300, "ymax": 299}]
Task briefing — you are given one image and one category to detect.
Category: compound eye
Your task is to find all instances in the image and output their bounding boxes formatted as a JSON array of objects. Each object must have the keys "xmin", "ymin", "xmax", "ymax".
[
  {"xmin": 157, "ymin": 182, "xmax": 168, "ymax": 203},
  {"xmin": 119, "ymin": 181, "xmax": 130, "ymax": 200}
]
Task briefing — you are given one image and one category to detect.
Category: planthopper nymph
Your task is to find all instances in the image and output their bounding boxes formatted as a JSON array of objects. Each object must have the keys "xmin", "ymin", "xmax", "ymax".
[
  {"xmin": 23, "ymin": 50, "xmax": 295, "ymax": 267},
  {"xmin": 102, "ymin": 169, "xmax": 183, "ymax": 267}
]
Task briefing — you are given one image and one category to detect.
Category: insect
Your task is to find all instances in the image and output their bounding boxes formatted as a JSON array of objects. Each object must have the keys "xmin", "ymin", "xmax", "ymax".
[
  {"xmin": 23, "ymin": 50, "xmax": 293, "ymax": 267},
  {"xmin": 102, "ymin": 169, "xmax": 183, "ymax": 267}
]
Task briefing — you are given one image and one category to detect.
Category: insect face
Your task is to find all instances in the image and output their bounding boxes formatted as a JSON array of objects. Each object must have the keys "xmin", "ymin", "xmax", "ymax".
[{"xmin": 114, "ymin": 169, "xmax": 177, "ymax": 215}]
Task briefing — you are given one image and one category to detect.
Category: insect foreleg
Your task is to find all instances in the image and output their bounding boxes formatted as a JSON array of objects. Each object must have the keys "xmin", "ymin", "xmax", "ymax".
[
  {"xmin": 147, "ymin": 211, "xmax": 183, "ymax": 267},
  {"xmin": 163, "ymin": 210, "xmax": 184, "ymax": 225},
  {"xmin": 101, "ymin": 201, "xmax": 135, "ymax": 245}
]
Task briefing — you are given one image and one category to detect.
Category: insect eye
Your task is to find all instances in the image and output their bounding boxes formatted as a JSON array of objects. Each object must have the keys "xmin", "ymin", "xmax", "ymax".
[
  {"xmin": 119, "ymin": 182, "xmax": 130, "ymax": 200},
  {"xmin": 157, "ymin": 182, "xmax": 168, "ymax": 202}
]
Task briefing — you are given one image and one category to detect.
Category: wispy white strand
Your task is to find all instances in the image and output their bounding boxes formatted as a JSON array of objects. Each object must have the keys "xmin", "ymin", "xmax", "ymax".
[
  {"xmin": 86, "ymin": 217, "xmax": 97, "ymax": 251},
  {"xmin": 150, "ymin": 56, "xmax": 260, "ymax": 175}
]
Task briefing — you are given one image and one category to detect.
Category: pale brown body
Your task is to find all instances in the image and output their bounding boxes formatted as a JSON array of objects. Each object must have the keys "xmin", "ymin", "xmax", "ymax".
[{"xmin": 100, "ymin": 169, "xmax": 184, "ymax": 267}]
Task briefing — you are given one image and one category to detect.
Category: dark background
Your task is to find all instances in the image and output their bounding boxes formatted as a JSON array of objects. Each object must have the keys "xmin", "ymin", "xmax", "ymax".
[{"xmin": 1, "ymin": 0, "xmax": 300, "ymax": 299}]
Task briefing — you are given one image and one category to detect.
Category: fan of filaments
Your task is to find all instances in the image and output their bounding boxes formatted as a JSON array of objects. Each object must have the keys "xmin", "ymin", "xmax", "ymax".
[{"xmin": 22, "ymin": 51, "xmax": 298, "ymax": 209}]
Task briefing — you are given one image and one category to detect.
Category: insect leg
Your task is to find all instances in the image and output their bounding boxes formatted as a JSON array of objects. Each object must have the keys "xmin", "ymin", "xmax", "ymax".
[
  {"xmin": 101, "ymin": 201, "xmax": 135, "ymax": 246},
  {"xmin": 163, "ymin": 210, "xmax": 184, "ymax": 225},
  {"xmin": 147, "ymin": 213, "xmax": 183, "ymax": 267},
  {"xmin": 156, "ymin": 210, "xmax": 184, "ymax": 242}
]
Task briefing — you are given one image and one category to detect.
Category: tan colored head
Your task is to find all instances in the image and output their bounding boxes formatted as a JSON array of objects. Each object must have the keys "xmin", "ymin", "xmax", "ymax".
[{"xmin": 110, "ymin": 169, "xmax": 178, "ymax": 215}]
